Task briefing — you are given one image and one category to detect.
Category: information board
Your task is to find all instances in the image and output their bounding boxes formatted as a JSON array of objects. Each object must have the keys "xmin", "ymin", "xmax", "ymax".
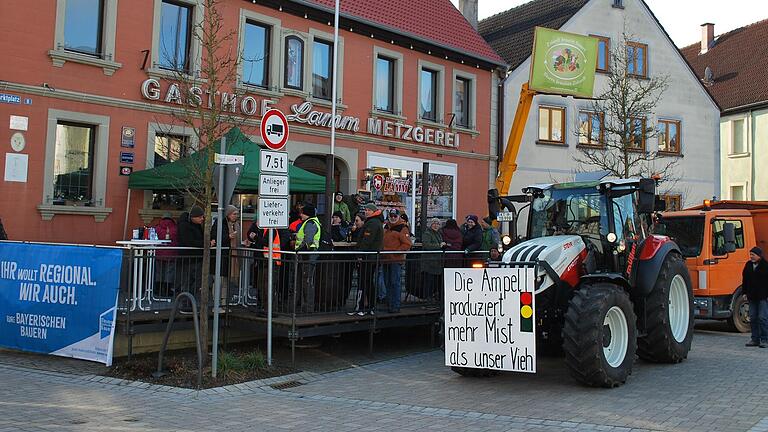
[{"xmin": 444, "ymin": 267, "xmax": 537, "ymax": 373}]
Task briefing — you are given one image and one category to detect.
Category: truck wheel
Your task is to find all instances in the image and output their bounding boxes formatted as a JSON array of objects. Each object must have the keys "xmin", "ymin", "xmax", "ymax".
[
  {"xmin": 562, "ymin": 284, "xmax": 637, "ymax": 388},
  {"xmin": 637, "ymin": 253, "xmax": 694, "ymax": 363},
  {"xmin": 728, "ymin": 292, "xmax": 750, "ymax": 333},
  {"xmin": 450, "ymin": 367, "xmax": 499, "ymax": 377}
]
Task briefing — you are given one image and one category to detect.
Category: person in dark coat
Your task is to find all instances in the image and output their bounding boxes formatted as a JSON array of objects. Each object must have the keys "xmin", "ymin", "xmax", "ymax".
[
  {"xmin": 177, "ymin": 206, "xmax": 205, "ymax": 294},
  {"xmin": 461, "ymin": 215, "xmax": 483, "ymax": 253},
  {"xmin": 210, "ymin": 205, "xmax": 239, "ymax": 278},
  {"xmin": 349, "ymin": 203, "xmax": 384, "ymax": 315},
  {"xmin": 743, "ymin": 246, "xmax": 768, "ymax": 347},
  {"xmin": 441, "ymin": 219, "xmax": 463, "ymax": 268}
]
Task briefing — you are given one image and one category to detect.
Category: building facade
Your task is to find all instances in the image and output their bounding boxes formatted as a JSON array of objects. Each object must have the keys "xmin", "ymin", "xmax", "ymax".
[
  {"xmin": 0, "ymin": 0, "xmax": 504, "ymax": 244},
  {"xmin": 682, "ymin": 21, "xmax": 768, "ymax": 201},
  {"xmin": 480, "ymin": 0, "xmax": 720, "ymax": 209}
]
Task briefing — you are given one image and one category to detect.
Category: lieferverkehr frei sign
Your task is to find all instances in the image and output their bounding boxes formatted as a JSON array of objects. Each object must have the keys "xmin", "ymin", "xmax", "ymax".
[{"xmin": 529, "ymin": 27, "xmax": 599, "ymax": 98}]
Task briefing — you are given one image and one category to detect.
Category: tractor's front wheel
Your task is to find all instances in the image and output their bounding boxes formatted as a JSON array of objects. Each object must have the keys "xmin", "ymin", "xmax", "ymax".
[
  {"xmin": 563, "ymin": 283, "xmax": 637, "ymax": 388},
  {"xmin": 637, "ymin": 253, "xmax": 694, "ymax": 363}
]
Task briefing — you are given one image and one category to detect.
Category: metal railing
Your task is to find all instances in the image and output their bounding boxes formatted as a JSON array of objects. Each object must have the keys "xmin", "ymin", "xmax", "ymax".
[{"xmin": 118, "ymin": 245, "xmax": 490, "ymax": 316}]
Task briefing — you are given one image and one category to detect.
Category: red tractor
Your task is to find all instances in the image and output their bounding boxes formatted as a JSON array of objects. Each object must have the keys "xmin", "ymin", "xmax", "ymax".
[{"xmin": 460, "ymin": 178, "xmax": 694, "ymax": 387}]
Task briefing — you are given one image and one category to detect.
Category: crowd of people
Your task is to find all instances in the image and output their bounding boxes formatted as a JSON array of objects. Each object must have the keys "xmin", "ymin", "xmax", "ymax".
[{"xmin": 145, "ymin": 193, "xmax": 502, "ymax": 315}]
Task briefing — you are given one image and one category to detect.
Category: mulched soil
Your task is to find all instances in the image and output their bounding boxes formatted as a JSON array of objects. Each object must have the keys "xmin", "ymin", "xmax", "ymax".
[{"xmin": 106, "ymin": 347, "xmax": 295, "ymax": 389}]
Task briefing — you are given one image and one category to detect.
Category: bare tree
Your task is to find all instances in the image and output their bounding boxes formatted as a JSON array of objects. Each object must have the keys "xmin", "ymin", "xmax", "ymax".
[
  {"xmin": 574, "ymin": 32, "xmax": 680, "ymax": 190},
  {"xmin": 154, "ymin": 0, "xmax": 258, "ymax": 359}
]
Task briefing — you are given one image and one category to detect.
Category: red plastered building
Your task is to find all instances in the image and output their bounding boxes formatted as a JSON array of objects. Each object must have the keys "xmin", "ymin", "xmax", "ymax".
[{"xmin": 0, "ymin": 0, "xmax": 504, "ymax": 244}]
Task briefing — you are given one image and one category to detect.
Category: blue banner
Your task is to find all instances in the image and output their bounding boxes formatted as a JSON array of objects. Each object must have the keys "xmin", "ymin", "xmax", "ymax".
[{"xmin": 0, "ymin": 243, "xmax": 122, "ymax": 365}]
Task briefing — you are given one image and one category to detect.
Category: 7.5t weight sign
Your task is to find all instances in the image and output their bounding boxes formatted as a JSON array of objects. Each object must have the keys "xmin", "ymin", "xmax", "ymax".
[{"xmin": 260, "ymin": 109, "xmax": 289, "ymax": 151}]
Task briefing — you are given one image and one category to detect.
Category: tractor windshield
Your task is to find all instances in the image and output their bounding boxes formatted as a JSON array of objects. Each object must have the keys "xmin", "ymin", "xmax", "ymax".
[
  {"xmin": 529, "ymin": 187, "xmax": 606, "ymax": 239},
  {"xmin": 653, "ymin": 216, "xmax": 705, "ymax": 257}
]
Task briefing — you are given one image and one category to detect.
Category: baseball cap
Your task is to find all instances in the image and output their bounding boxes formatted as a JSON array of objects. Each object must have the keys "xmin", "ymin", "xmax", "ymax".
[
  {"xmin": 363, "ymin": 203, "xmax": 378, "ymax": 211},
  {"xmin": 389, "ymin": 209, "xmax": 401, "ymax": 217}
]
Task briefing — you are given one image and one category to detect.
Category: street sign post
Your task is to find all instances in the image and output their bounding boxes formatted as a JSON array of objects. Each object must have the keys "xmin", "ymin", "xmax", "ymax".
[
  {"xmin": 260, "ymin": 109, "xmax": 290, "ymax": 151},
  {"xmin": 258, "ymin": 146, "xmax": 289, "ymax": 367}
]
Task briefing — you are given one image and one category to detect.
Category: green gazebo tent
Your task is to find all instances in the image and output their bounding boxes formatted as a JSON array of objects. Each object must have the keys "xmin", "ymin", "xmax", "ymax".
[{"xmin": 128, "ymin": 127, "xmax": 326, "ymax": 193}]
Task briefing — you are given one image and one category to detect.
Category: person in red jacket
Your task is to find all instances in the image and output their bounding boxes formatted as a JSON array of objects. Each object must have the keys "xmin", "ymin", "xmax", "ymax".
[
  {"xmin": 382, "ymin": 209, "xmax": 412, "ymax": 313},
  {"xmin": 154, "ymin": 212, "xmax": 178, "ymax": 296}
]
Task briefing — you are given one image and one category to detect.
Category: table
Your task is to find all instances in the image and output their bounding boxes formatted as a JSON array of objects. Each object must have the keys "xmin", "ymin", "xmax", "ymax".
[{"xmin": 116, "ymin": 240, "xmax": 171, "ymax": 311}]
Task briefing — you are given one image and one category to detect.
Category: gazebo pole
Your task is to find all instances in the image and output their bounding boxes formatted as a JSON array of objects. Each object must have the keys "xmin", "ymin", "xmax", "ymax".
[{"xmin": 122, "ymin": 189, "xmax": 132, "ymax": 240}]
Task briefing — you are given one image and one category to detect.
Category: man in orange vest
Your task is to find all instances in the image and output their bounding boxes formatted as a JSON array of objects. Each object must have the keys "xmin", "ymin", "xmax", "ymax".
[{"xmin": 247, "ymin": 219, "xmax": 282, "ymax": 311}]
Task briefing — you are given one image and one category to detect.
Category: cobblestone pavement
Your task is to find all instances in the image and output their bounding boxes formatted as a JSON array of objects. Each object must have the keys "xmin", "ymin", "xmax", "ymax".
[{"xmin": 0, "ymin": 328, "xmax": 766, "ymax": 431}]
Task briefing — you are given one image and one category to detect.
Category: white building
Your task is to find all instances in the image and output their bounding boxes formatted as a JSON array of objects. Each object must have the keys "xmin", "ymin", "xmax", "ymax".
[{"xmin": 479, "ymin": 0, "xmax": 720, "ymax": 209}]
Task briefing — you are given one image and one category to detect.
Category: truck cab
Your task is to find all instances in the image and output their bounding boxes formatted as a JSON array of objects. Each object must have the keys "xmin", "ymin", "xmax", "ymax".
[{"xmin": 657, "ymin": 201, "xmax": 768, "ymax": 332}]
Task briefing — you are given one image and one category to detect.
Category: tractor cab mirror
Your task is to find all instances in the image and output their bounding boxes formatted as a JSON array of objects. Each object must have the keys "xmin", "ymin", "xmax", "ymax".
[
  {"xmin": 654, "ymin": 197, "xmax": 667, "ymax": 212},
  {"xmin": 723, "ymin": 222, "xmax": 737, "ymax": 254},
  {"xmin": 637, "ymin": 178, "xmax": 656, "ymax": 214}
]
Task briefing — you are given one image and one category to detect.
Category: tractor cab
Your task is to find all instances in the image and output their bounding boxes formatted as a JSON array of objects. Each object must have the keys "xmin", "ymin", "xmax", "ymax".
[{"xmin": 522, "ymin": 178, "xmax": 656, "ymax": 280}]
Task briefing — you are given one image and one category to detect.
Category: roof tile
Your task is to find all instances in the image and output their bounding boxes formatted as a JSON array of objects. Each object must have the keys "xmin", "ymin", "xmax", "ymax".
[
  {"xmin": 302, "ymin": 0, "xmax": 505, "ymax": 65},
  {"xmin": 680, "ymin": 19, "xmax": 768, "ymax": 112},
  {"xmin": 478, "ymin": 0, "xmax": 589, "ymax": 70}
]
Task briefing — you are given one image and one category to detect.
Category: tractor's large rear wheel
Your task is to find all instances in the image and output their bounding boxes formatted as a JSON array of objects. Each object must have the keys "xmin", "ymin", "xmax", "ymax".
[
  {"xmin": 563, "ymin": 283, "xmax": 637, "ymax": 388},
  {"xmin": 637, "ymin": 253, "xmax": 694, "ymax": 363}
]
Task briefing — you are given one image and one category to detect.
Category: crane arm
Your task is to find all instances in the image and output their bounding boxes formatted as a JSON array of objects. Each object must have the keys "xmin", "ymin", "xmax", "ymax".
[{"xmin": 494, "ymin": 82, "xmax": 537, "ymax": 195}]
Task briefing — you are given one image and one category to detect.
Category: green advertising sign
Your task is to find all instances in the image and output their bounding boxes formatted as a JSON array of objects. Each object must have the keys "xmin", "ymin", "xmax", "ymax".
[{"xmin": 529, "ymin": 27, "xmax": 599, "ymax": 98}]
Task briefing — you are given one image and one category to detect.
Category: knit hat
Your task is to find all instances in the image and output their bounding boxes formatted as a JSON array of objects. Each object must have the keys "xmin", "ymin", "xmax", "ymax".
[
  {"xmin": 332, "ymin": 211, "xmax": 344, "ymax": 219},
  {"xmin": 303, "ymin": 204, "xmax": 316, "ymax": 217},
  {"xmin": 429, "ymin": 218, "xmax": 441, "ymax": 227},
  {"xmin": 482, "ymin": 216, "xmax": 492, "ymax": 225},
  {"xmin": 750, "ymin": 246, "xmax": 763, "ymax": 257},
  {"xmin": 364, "ymin": 203, "xmax": 378, "ymax": 211},
  {"xmin": 189, "ymin": 206, "xmax": 204, "ymax": 218},
  {"xmin": 389, "ymin": 208, "xmax": 401, "ymax": 216},
  {"xmin": 225, "ymin": 205, "xmax": 238, "ymax": 217},
  {"xmin": 466, "ymin": 214, "xmax": 478, "ymax": 224},
  {"xmin": 335, "ymin": 192, "xmax": 343, "ymax": 197}
]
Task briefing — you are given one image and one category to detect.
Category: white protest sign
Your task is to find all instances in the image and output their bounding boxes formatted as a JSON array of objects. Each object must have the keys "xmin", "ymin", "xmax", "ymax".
[{"xmin": 444, "ymin": 267, "xmax": 536, "ymax": 373}]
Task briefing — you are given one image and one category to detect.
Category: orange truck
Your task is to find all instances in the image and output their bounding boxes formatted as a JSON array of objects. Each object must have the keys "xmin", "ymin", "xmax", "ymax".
[{"xmin": 657, "ymin": 201, "xmax": 768, "ymax": 332}]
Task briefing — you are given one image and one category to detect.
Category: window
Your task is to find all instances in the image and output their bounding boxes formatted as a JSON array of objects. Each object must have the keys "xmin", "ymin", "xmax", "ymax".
[
  {"xmin": 732, "ymin": 119, "xmax": 746, "ymax": 154},
  {"xmin": 612, "ymin": 0, "xmax": 624, "ymax": 8},
  {"xmin": 578, "ymin": 111, "xmax": 604, "ymax": 147},
  {"xmin": 627, "ymin": 117, "xmax": 646, "ymax": 151},
  {"xmin": 284, "ymin": 36, "xmax": 304, "ymax": 89},
  {"xmin": 538, "ymin": 106, "xmax": 566, "ymax": 144},
  {"xmin": 312, "ymin": 40, "xmax": 333, "ymax": 99},
  {"xmin": 661, "ymin": 194, "xmax": 682, "ymax": 211},
  {"xmin": 626, "ymin": 42, "xmax": 647, "ymax": 78},
  {"xmin": 242, "ymin": 21, "xmax": 270, "ymax": 88},
  {"xmin": 158, "ymin": 0, "xmax": 192, "ymax": 71},
  {"xmin": 374, "ymin": 57, "xmax": 396, "ymax": 113},
  {"xmin": 658, "ymin": 120, "xmax": 681, "ymax": 154},
  {"xmin": 54, "ymin": 122, "xmax": 96, "ymax": 205},
  {"xmin": 591, "ymin": 35, "xmax": 610, "ymax": 73},
  {"xmin": 153, "ymin": 134, "xmax": 190, "ymax": 210},
  {"xmin": 51, "ymin": 0, "xmax": 120, "ymax": 74},
  {"xmin": 455, "ymin": 77, "xmax": 471, "ymax": 128},
  {"xmin": 730, "ymin": 185, "xmax": 746, "ymax": 201},
  {"xmin": 154, "ymin": 134, "xmax": 190, "ymax": 167},
  {"xmin": 63, "ymin": 0, "xmax": 104, "ymax": 56},
  {"xmin": 712, "ymin": 219, "xmax": 745, "ymax": 255},
  {"xmin": 420, "ymin": 68, "xmax": 439, "ymax": 121}
]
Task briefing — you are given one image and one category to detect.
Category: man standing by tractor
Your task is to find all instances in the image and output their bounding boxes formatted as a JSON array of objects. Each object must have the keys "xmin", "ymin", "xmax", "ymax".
[{"xmin": 743, "ymin": 247, "xmax": 768, "ymax": 348}]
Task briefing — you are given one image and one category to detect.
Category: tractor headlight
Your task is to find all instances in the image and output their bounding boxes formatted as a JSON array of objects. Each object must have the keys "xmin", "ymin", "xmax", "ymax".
[
  {"xmin": 502, "ymin": 235, "xmax": 512, "ymax": 246},
  {"xmin": 607, "ymin": 232, "xmax": 617, "ymax": 243},
  {"xmin": 617, "ymin": 239, "xmax": 626, "ymax": 252}
]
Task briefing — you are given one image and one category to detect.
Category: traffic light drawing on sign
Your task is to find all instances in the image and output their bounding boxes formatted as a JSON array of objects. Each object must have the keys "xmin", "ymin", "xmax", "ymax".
[{"xmin": 520, "ymin": 291, "xmax": 533, "ymax": 332}]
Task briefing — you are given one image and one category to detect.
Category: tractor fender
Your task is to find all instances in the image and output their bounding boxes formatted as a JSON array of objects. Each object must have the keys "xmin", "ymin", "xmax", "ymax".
[
  {"xmin": 579, "ymin": 273, "xmax": 631, "ymax": 291},
  {"xmin": 635, "ymin": 239, "xmax": 682, "ymax": 297}
]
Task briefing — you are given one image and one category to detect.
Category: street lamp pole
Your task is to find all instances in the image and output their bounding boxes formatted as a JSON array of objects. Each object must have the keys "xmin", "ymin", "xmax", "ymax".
[{"xmin": 325, "ymin": 0, "xmax": 340, "ymax": 229}]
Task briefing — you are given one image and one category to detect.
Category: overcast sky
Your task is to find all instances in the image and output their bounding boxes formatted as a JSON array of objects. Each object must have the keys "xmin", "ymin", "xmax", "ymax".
[{"xmin": 451, "ymin": 0, "xmax": 768, "ymax": 47}]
